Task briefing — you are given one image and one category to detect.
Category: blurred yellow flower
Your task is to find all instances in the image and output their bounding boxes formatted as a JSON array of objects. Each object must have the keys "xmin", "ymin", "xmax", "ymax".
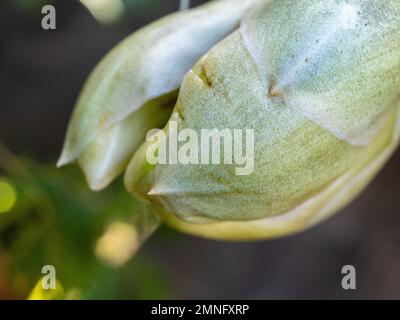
[{"xmin": 28, "ymin": 278, "xmax": 65, "ymax": 300}]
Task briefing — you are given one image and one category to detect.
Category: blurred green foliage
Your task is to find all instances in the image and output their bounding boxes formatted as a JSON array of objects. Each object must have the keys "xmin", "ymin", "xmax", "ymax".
[
  {"xmin": 0, "ymin": 144, "xmax": 175, "ymax": 299},
  {"xmin": 0, "ymin": 0, "xmax": 186, "ymax": 300},
  {"xmin": 5, "ymin": 0, "xmax": 54, "ymax": 14}
]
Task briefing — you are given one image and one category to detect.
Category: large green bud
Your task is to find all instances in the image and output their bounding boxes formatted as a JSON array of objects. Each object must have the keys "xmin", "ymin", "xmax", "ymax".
[
  {"xmin": 60, "ymin": 0, "xmax": 400, "ymax": 241},
  {"xmin": 125, "ymin": 0, "xmax": 400, "ymax": 240}
]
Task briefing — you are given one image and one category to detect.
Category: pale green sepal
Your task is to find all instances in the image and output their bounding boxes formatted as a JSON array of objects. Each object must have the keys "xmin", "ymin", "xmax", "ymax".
[
  {"xmin": 241, "ymin": 0, "xmax": 400, "ymax": 146},
  {"xmin": 80, "ymin": 92, "xmax": 177, "ymax": 191},
  {"xmin": 154, "ymin": 104, "xmax": 400, "ymax": 240},
  {"xmin": 58, "ymin": 0, "xmax": 248, "ymax": 168},
  {"xmin": 126, "ymin": 31, "xmax": 361, "ymax": 222}
]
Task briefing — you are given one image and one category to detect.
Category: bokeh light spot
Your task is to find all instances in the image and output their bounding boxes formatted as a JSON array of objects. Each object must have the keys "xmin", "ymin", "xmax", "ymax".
[
  {"xmin": 95, "ymin": 221, "xmax": 139, "ymax": 268},
  {"xmin": 0, "ymin": 178, "xmax": 17, "ymax": 213}
]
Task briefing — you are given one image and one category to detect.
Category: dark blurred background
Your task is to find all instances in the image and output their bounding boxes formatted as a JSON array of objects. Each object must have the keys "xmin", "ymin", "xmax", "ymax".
[{"xmin": 0, "ymin": 0, "xmax": 399, "ymax": 300}]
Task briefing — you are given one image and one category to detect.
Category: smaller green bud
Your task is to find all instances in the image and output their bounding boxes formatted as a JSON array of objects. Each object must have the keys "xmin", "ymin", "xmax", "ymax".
[{"xmin": 58, "ymin": 0, "xmax": 248, "ymax": 190}]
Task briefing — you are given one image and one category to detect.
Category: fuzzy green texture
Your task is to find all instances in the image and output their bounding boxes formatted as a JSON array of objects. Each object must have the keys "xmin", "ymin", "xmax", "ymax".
[
  {"xmin": 58, "ymin": 0, "xmax": 247, "ymax": 190},
  {"xmin": 60, "ymin": 0, "xmax": 400, "ymax": 240},
  {"xmin": 125, "ymin": 0, "xmax": 400, "ymax": 239}
]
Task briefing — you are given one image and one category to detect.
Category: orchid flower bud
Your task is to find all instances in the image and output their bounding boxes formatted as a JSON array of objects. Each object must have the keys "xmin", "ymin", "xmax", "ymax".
[
  {"xmin": 125, "ymin": 0, "xmax": 400, "ymax": 240},
  {"xmin": 58, "ymin": 0, "xmax": 248, "ymax": 191}
]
